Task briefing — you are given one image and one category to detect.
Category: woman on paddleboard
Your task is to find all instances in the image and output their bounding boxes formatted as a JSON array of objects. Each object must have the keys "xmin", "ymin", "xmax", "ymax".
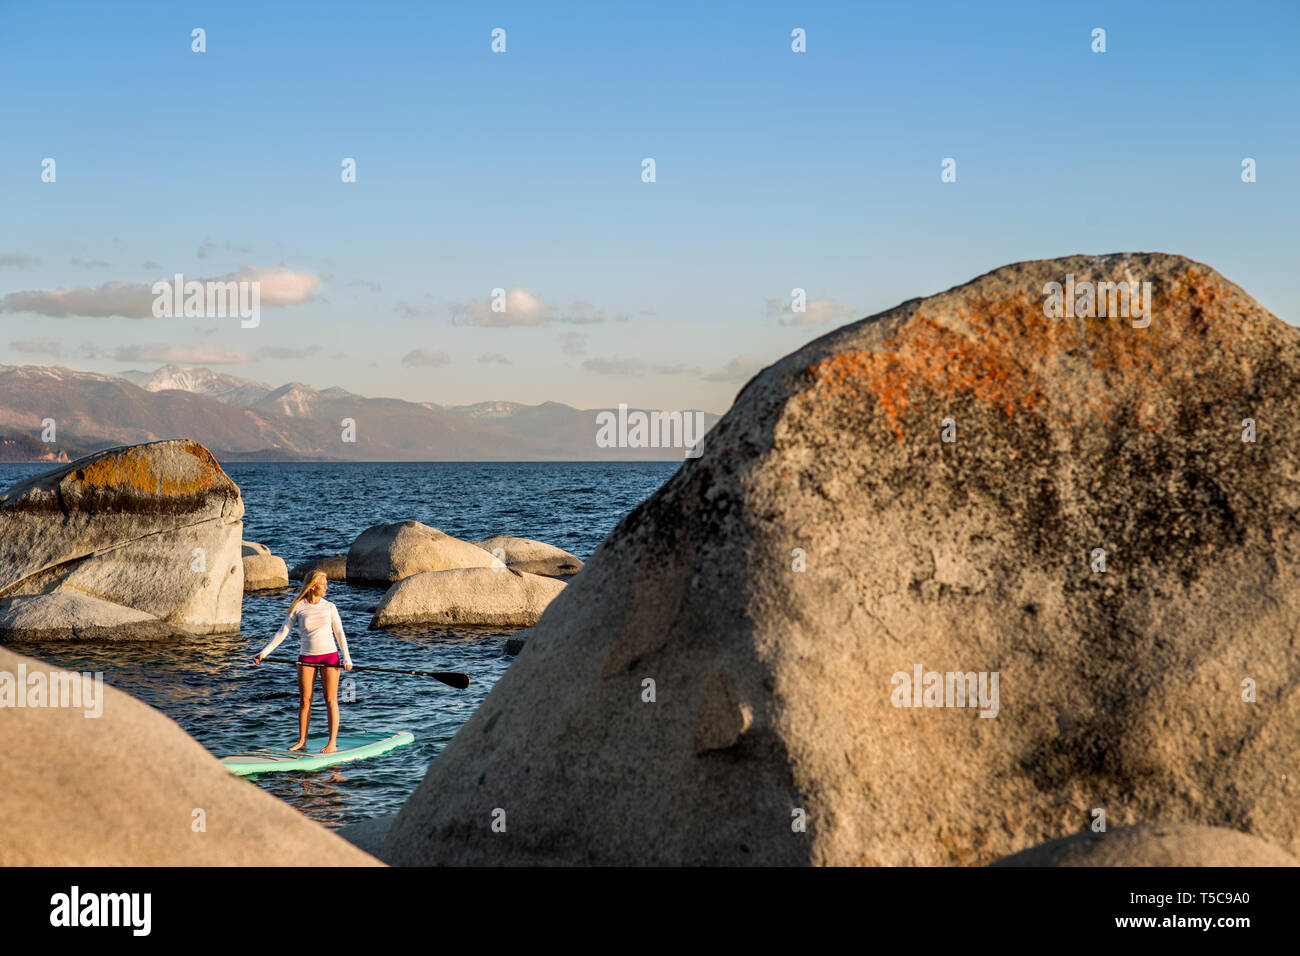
[{"xmin": 252, "ymin": 570, "xmax": 353, "ymax": 753}]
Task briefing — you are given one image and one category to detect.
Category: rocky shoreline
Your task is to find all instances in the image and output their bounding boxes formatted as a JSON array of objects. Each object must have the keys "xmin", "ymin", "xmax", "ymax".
[{"xmin": 0, "ymin": 441, "xmax": 581, "ymax": 642}]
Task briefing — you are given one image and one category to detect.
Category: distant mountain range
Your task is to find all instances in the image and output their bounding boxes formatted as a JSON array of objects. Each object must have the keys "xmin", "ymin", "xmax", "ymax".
[{"xmin": 0, "ymin": 364, "xmax": 721, "ymax": 462}]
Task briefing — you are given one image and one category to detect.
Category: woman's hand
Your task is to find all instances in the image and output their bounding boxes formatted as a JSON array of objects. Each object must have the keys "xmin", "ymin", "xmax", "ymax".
[
  {"xmin": 344, "ymin": 663, "xmax": 353, "ymax": 671},
  {"xmin": 252, "ymin": 655, "xmax": 262, "ymax": 664}
]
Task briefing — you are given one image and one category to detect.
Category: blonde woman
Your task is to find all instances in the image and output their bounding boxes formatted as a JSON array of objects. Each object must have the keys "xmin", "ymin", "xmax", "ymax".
[{"xmin": 253, "ymin": 570, "xmax": 353, "ymax": 753}]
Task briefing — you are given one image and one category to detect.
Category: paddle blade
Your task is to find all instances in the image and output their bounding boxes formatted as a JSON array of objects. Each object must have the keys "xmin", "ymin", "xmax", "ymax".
[{"xmin": 434, "ymin": 672, "xmax": 471, "ymax": 689}]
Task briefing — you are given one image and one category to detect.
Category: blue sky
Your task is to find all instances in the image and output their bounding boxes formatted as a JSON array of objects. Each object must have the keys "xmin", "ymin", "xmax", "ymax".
[{"xmin": 1, "ymin": 0, "xmax": 1296, "ymax": 412}]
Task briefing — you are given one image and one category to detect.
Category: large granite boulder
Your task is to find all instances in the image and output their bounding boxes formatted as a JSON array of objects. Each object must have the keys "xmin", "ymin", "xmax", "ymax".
[
  {"xmin": 243, "ymin": 553, "xmax": 289, "ymax": 591},
  {"xmin": 347, "ymin": 521, "xmax": 496, "ymax": 585},
  {"xmin": 382, "ymin": 253, "xmax": 1300, "ymax": 866},
  {"xmin": 0, "ymin": 593, "xmax": 188, "ymax": 641},
  {"xmin": 370, "ymin": 567, "xmax": 566, "ymax": 629},
  {"xmin": 473, "ymin": 535, "xmax": 583, "ymax": 577},
  {"xmin": 0, "ymin": 440, "xmax": 243, "ymax": 636},
  {"xmin": 0, "ymin": 646, "xmax": 378, "ymax": 864},
  {"xmin": 290, "ymin": 554, "xmax": 347, "ymax": 581},
  {"xmin": 991, "ymin": 824, "xmax": 1299, "ymax": 867}
]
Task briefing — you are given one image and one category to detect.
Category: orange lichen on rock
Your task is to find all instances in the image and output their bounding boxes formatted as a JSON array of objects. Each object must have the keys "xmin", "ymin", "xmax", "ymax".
[
  {"xmin": 808, "ymin": 300, "xmax": 1048, "ymax": 442},
  {"xmin": 72, "ymin": 441, "xmax": 231, "ymax": 496},
  {"xmin": 805, "ymin": 266, "xmax": 1251, "ymax": 442}
]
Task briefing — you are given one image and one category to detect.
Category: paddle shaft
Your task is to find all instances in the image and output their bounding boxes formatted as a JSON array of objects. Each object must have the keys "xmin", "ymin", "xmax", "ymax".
[{"xmin": 257, "ymin": 657, "xmax": 470, "ymax": 689}]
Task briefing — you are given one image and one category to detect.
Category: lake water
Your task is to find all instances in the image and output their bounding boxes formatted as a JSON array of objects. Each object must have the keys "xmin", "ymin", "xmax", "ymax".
[{"xmin": 2, "ymin": 461, "xmax": 677, "ymax": 830}]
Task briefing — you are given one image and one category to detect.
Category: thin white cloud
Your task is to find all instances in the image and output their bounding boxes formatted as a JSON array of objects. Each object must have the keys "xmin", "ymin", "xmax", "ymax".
[
  {"xmin": 478, "ymin": 353, "xmax": 511, "ymax": 365},
  {"xmin": 704, "ymin": 355, "xmax": 764, "ymax": 383},
  {"xmin": 766, "ymin": 296, "xmax": 855, "ymax": 327},
  {"xmin": 261, "ymin": 345, "xmax": 323, "ymax": 360},
  {"xmin": 2, "ymin": 281, "xmax": 155, "ymax": 318},
  {"xmin": 0, "ymin": 254, "xmax": 39, "ymax": 269},
  {"xmin": 450, "ymin": 288, "xmax": 628, "ymax": 328},
  {"xmin": 112, "ymin": 344, "xmax": 252, "ymax": 365},
  {"xmin": 197, "ymin": 239, "xmax": 251, "ymax": 259},
  {"xmin": 453, "ymin": 287, "xmax": 552, "ymax": 327},
  {"xmin": 0, "ymin": 266, "xmax": 320, "ymax": 318},
  {"xmin": 402, "ymin": 348, "xmax": 451, "ymax": 367},
  {"xmin": 236, "ymin": 267, "xmax": 319, "ymax": 305},
  {"xmin": 9, "ymin": 338, "xmax": 66, "ymax": 357},
  {"xmin": 559, "ymin": 300, "xmax": 606, "ymax": 324},
  {"xmin": 583, "ymin": 357, "xmax": 700, "ymax": 376},
  {"xmin": 561, "ymin": 332, "xmax": 588, "ymax": 356},
  {"xmin": 583, "ymin": 357, "xmax": 642, "ymax": 375}
]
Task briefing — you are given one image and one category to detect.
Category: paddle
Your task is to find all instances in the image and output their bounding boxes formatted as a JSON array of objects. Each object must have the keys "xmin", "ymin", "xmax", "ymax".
[{"xmin": 256, "ymin": 658, "xmax": 470, "ymax": 689}]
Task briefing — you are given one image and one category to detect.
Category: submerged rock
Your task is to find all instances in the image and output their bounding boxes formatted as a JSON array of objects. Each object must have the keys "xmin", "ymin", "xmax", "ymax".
[
  {"xmin": 289, "ymin": 554, "xmax": 347, "ymax": 581},
  {"xmin": 0, "ymin": 645, "xmax": 378, "ymax": 865},
  {"xmin": 370, "ymin": 567, "xmax": 565, "ymax": 629},
  {"xmin": 473, "ymin": 535, "xmax": 583, "ymax": 577},
  {"xmin": 382, "ymin": 254, "xmax": 1300, "ymax": 866},
  {"xmin": 347, "ymin": 521, "xmax": 496, "ymax": 585},
  {"xmin": 0, "ymin": 439, "xmax": 243, "ymax": 637},
  {"xmin": 991, "ymin": 824, "xmax": 1299, "ymax": 867}
]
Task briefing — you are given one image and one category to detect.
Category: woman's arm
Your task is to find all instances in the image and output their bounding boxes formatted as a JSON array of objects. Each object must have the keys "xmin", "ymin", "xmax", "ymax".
[
  {"xmin": 255, "ymin": 612, "xmax": 295, "ymax": 662},
  {"xmin": 331, "ymin": 604, "xmax": 353, "ymax": 669}
]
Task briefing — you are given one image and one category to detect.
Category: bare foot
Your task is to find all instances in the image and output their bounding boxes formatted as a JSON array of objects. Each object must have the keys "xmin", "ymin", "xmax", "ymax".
[
  {"xmin": 289, "ymin": 740, "xmax": 306, "ymax": 752},
  {"xmin": 320, "ymin": 743, "xmax": 338, "ymax": 754}
]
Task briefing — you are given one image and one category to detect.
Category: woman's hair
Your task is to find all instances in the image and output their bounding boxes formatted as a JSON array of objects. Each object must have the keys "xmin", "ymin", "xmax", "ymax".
[{"xmin": 288, "ymin": 570, "xmax": 327, "ymax": 616}]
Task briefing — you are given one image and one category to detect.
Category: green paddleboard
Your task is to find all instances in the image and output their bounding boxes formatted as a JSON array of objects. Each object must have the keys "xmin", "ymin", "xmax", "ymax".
[{"xmin": 221, "ymin": 731, "xmax": 414, "ymax": 776}]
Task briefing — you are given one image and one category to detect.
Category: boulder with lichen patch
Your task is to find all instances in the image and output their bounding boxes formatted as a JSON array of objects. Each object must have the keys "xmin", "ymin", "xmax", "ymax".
[
  {"xmin": 382, "ymin": 253, "xmax": 1300, "ymax": 866},
  {"xmin": 0, "ymin": 440, "xmax": 243, "ymax": 637}
]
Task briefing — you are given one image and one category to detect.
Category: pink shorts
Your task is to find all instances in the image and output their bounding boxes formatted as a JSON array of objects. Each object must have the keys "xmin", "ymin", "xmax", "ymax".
[{"xmin": 298, "ymin": 652, "xmax": 340, "ymax": 667}]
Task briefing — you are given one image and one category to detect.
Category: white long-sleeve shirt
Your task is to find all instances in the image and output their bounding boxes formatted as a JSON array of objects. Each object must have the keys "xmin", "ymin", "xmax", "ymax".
[{"xmin": 258, "ymin": 598, "xmax": 353, "ymax": 667}]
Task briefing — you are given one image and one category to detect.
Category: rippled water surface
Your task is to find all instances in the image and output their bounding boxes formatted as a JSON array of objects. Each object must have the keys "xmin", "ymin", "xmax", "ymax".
[{"xmin": 3, "ymin": 461, "xmax": 677, "ymax": 829}]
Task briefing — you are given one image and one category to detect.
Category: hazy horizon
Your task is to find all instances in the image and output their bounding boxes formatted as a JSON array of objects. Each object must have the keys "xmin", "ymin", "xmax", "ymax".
[{"xmin": 2, "ymin": 359, "xmax": 727, "ymax": 413}]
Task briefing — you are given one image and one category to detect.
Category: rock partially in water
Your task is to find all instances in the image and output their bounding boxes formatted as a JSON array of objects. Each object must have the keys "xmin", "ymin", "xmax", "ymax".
[
  {"xmin": 0, "ymin": 593, "xmax": 188, "ymax": 640},
  {"xmin": 991, "ymin": 824, "xmax": 1299, "ymax": 867},
  {"xmin": 473, "ymin": 535, "xmax": 583, "ymax": 577},
  {"xmin": 243, "ymin": 553, "xmax": 289, "ymax": 591},
  {"xmin": 289, "ymin": 554, "xmax": 347, "ymax": 581},
  {"xmin": 0, "ymin": 439, "xmax": 243, "ymax": 636},
  {"xmin": 370, "ymin": 567, "xmax": 565, "ymax": 629},
  {"xmin": 241, "ymin": 541, "xmax": 271, "ymax": 557},
  {"xmin": 347, "ymin": 521, "xmax": 496, "ymax": 585},
  {"xmin": 382, "ymin": 253, "xmax": 1300, "ymax": 866},
  {"xmin": 0, "ymin": 645, "xmax": 379, "ymax": 865}
]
